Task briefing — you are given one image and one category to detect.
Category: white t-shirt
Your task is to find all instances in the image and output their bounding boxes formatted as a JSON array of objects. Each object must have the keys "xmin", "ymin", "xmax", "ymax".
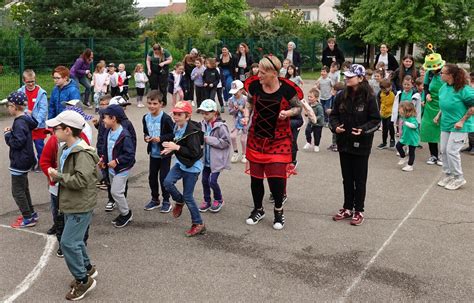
[
  {"xmin": 378, "ymin": 53, "xmax": 388, "ymax": 66},
  {"xmin": 238, "ymin": 55, "xmax": 247, "ymax": 68}
]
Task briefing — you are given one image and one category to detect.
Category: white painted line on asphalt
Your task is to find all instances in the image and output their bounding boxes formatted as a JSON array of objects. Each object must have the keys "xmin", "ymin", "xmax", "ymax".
[
  {"xmin": 0, "ymin": 224, "xmax": 55, "ymax": 303},
  {"xmin": 339, "ymin": 173, "xmax": 441, "ymax": 302}
]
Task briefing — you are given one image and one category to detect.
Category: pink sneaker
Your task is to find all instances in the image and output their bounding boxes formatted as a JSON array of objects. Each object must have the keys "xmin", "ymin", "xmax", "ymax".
[
  {"xmin": 199, "ymin": 201, "xmax": 211, "ymax": 212},
  {"xmin": 350, "ymin": 211, "xmax": 365, "ymax": 226},
  {"xmin": 209, "ymin": 200, "xmax": 224, "ymax": 213},
  {"xmin": 333, "ymin": 208, "xmax": 353, "ymax": 221}
]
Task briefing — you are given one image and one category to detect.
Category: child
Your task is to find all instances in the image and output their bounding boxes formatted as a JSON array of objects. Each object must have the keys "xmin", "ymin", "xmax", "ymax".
[
  {"xmin": 286, "ymin": 64, "xmax": 303, "ymax": 87},
  {"xmin": 203, "ymin": 58, "xmax": 220, "ymax": 100},
  {"xmin": 108, "ymin": 63, "xmax": 122, "ymax": 97},
  {"xmin": 118, "ymin": 63, "xmax": 131, "ymax": 101},
  {"xmin": 391, "ymin": 75, "xmax": 422, "ymax": 137},
  {"xmin": 99, "ymin": 104, "xmax": 136, "ymax": 228},
  {"xmin": 162, "ymin": 101, "xmax": 206, "ymax": 237},
  {"xmin": 327, "ymin": 82, "xmax": 345, "ymax": 152},
  {"xmin": 415, "ymin": 77, "xmax": 426, "ymax": 107},
  {"xmin": 341, "ymin": 61, "xmax": 352, "ymax": 80},
  {"xmin": 228, "ymin": 80, "xmax": 248, "ymax": 163},
  {"xmin": 191, "ymin": 57, "xmax": 206, "ymax": 107},
  {"xmin": 142, "ymin": 90, "xmax": 175, "ymax": 212},
  {"xmin": 396, "ymin": 102, "xmax": 420, "ymax": 172},
  {"xmin": 64, "ymin": 100, "xmax": 94, "ymax": 144},
  {"xmin": 303, "ymin": 88, "xmax": 324, "ymax": 152},
  {"xmin": 45, "ymin": 110, "xmax": 98, "ymax": 300},
  {"xmin": 92, "ymin": 95, "xmax": 110, "ymax": 191},
  {"xmin": 279, "ymin": 59, "xmax": 291, "ymax": 78},
  {"xmin": 377, "ymin": 79, "xmax": 396, "ymax": 149},
  {"xmin": 168, "ymin": 62, "xmax": 186, "ymax": 108},
  {"xmin": 134, "ymin": 63, "xmax": 148, "ymax": 108},
  {"xmin": 328, "ymin": 62, "xmax": 341, "ymax": 84},
  {"xmin": 19, "ymin": 69, "xmax": 48, "ymax": 171},
  {"xmin": 197, "ymin": 99, "xmax": 231, "ymax": 213},
  {"xmin": 367, "ymin": 68, "xmax": 380, "ymax": 96},
  {"xmin": 4, "ymin": 91, "xmax": 38, "ymax": 228},
  {"xmin": 247, "ymin": 63, "xmax": 259, "ymax": 78},
  {"xmin": 92, "ymin": 63, "xmax": 109, "ymax": 113},
  {"xmin": 316, "ymin": 66, "xmax": 333, "ymax": 125}
]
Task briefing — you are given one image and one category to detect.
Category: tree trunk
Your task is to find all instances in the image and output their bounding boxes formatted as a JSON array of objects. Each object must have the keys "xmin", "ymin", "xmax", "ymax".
[
  {"xmin": 369, "ymin": 44, "xmax": 375, "ymax": 68},
  {"xmin": 408, "ymin": 43, "xmax": 414, "ymax": 55}
]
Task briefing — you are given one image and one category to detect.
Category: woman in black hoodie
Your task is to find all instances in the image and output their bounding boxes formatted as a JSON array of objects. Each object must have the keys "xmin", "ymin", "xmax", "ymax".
[{"xmin": 321, "ymin": 38, "xmax": 345, "ymax": 69}]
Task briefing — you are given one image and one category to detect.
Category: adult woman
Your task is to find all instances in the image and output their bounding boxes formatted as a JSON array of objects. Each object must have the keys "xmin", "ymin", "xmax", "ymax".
[
  {"xmin": 420, "ymin": 50, "xmax": 445, "ymax": 165},
  {"xmin": 182, "ymin": 48, "xmax": 198, "ymax": 100},
  {"xmin": 243, "ymin": 55, "xmax": 303, "ymax": 230},
  {"xmin": 436, "ymin": 64, "xmax": 474, "ymax": 190},
  {"xmin": 49, "ymin": 66, "xmax": 81, "ymax": 119},
  {"xmin": 321, "ymin": 38, "xmax": 345, "ymax": 69},
  {"xmin": 284, "ymin": 41, "xmax": 302, "ymax": 75},
  {"xmin": 70, "ymin": 48, "xmax": 93, "ymax": 107},
  {"xmin": 147, "ymin": 43, "xmax": 173, "ymax": 104},
  {"xmin": 217, "ymin": 45, "xmax": 235, "ymax": 102},
  {"xmin": 235, "ymin": 43, "xmax": 253, "ymax": 82},
  {"xmin": 329, "ymin": 64, "xmax": 381, "ymax": 226},
  {"xmin": 391, "ymin": 54, "xmax": 419, "ymax": 91},
  {"xmin": 374, "ymin": 44, "xmax": 399, "ymax": 72}
]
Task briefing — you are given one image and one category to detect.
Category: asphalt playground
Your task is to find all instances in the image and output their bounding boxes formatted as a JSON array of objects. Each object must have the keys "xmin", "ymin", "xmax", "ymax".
[{"xmin": 0, "ymin": 84, "xmax": 473, "ymax": 302}]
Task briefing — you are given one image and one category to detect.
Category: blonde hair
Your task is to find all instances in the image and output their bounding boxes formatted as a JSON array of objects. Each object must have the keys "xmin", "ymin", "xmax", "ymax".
[
  {"xmin": 22, "ymin": 69, "xmax": 36, "ymax": 79},
  {"xmin": 206, "ymin": 58, "xmax": 217, "ymax": 69},
  {"xmin": 400, "ymin": 102, "xmax": 416, "ymax": 118},
  {"xmin": 308, "ymin": 87, "xmax": 320, "ymax": 98},
  {"xmin": 259, "ymin": 55, "xmax": 281, "ymax": 73},
  {"xmin": 95, "ymin": 62, "xmax": 105, "ymax": 73},
  {"xmin": 134, "ymin": 63, "xmax": 144, "ymax": 73}
]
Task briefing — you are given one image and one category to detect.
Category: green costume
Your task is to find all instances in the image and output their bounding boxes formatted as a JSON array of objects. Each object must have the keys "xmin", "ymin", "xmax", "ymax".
[{"xmin": 420, "ymin": 72, "xmax": 443, "ymax": 142}]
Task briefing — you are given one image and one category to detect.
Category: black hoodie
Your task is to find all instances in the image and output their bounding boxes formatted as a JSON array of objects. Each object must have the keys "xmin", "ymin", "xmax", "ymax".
[
  {"xmin": 174, "ymin": 120, "xmax": 204, "ymax": 168},
  {"xmin": 321, "ymin": 45, "xmax": 345, "ymax": 68},
  {"xmin": 4, "ymin": 114, "xmax": 38, "ymax": 172}
]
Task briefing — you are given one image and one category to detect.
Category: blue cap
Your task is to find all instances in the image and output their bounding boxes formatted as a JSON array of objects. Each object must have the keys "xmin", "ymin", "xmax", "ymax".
[
  {"xmin": 7, "ymin": 91, "xmax": 27, "ymax": 106},
  {"xmin": 102, "ymin": 104, "xmax": 126, "ymax": 120},
  {"xmin": 344, "ymin": 64, "xmax": 366, "ymax": 77}
]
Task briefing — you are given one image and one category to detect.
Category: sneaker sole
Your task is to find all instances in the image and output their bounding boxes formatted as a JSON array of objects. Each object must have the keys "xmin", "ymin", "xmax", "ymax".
[
  {"xmin": 56, "ymin": 253, "xmax": 64, "ymax": 258},
  {"xmin": 199, "ymin": 207, "xmax": 211, "ymax": 213},
  {"xmin": 114, "ymin": 214, "xmax": 133, "ymax": 228},
  {"xmin": 445, "ymin": 180, "xmax": 466, "ymax": 190},
  {"xmin": 160, "ymin": 206, "xmax": 173, "ymax": 213},
  {"xmin": 68, "ymin": 279, "xmax": 96, "ymax": 301},
  {"xmin": 245, "ymin": 213, "xmax": 265, "ymax": 225},
  {"xmin": 209, "ymin": 202, "xmax": 224, "ymax": 213},
  {"xmin": 89, "ymin": 269, "xmax": 98, "ymax": 279},
  {"xmin": 185, "ymin": 227, "xmax": 207, "ymax": 237},
  {"xmin": 273, "ymin": 223, "xmax": 285, "ymax": 230},
  {"xmin": 144, "ymin": 205, "xmax": 159, "ymax": 211},
  {"xmin": 350, "ymin": 219, "xmax": 364, "ymax": 226}
]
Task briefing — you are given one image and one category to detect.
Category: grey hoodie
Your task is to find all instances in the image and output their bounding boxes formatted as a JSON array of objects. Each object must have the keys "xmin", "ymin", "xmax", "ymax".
[{"xmin": 201, "ymin": 119, "xmax": 232, "ymax": 173}]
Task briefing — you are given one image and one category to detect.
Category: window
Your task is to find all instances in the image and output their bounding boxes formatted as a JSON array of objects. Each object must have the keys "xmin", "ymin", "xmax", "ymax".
[{"xmin": 303, "ymin": 11, "xmax": 311, "ymax": 21}]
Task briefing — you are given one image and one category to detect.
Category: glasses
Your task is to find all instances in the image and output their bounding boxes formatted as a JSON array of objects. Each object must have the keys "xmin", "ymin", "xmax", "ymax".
[
  {"xmin": 52, "ymin": 77, "xmax": 62, "ymax": 80},
  {"xmin": 53, "ymin": 126, "xmax": 64, "ymax": 132}
]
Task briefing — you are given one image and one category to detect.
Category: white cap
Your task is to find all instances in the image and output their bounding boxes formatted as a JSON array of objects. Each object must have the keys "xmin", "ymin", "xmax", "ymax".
[
  {"xmin": 64, "ymin": 99, "xmax": 81, "ymax": 106},
  {"xmin": 229, "ymin": 80, "xmax": 244, "ymax": 94},
  {"xmin": 109, "ymin": 96, "xmax": 131, "ymax": 106},
  {"xmin": 46, "ymin": 110, "xmax": 86, "ymax": 130}
]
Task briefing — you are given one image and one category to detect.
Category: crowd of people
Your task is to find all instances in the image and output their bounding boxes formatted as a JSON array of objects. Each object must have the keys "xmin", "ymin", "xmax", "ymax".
[{"xmin": 3, "ymin": 39, "xmax": 473, "ymax": 301}]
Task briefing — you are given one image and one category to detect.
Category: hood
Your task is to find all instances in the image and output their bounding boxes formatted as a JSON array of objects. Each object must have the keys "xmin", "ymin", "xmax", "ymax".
[
  {"xmin": 18, "ymin": 114, "xmax": 39, "ymax": 130},
  {"xmin": 187, "ymin": 120, "xmax": 202, "ymax": 132},
  {"xmin": 69, "ymin": 140, "xmax": 100, "ymax": 163},
  {"xmin": 61, "ymin": 79, "xmax": 78, "ymax": 91}
]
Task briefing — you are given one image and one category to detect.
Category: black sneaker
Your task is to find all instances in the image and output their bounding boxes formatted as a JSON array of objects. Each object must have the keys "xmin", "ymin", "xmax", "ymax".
[
  {"xmin": 47, "ymin": 224, "xmax": 57, "ymax": 235},
  {"xmin": 245, "ymin": 208, "xmax": 265, "ymax": 225},
  {"xmin": 273, "ymin": 209, "xmax": 285, "ymax": 230},
  {"xmin": 114, "ymin": 210, "xmax": 133, "ymax": 228},
  {"xmin": 377, "ymin": 143, "xmax": 387, "ymax": 150},
  {"xmin": 56, "ymin": 247, "xmax": 64, "ymax": 258},
  {"xmin": 111, "ymin": 214, "xmax": 121, "ymax": 224},
  {"xmin": 389, "ymin": 140, "xmax": 395, "ymax": 148}
]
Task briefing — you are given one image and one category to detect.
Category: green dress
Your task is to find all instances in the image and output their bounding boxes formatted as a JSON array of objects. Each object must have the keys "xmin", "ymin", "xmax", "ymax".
[
  {"xmin": 420, "ymin": 73, "xmax": 443, "ymax": 143},
  {"xmin": 400, "ymin": 116, "xmax": 420, "ymax": 146}
]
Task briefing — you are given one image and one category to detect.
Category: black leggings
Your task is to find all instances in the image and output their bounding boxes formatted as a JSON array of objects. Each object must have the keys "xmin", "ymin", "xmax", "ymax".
[
  {"xmin": 381, "ymin": 117, "xmax": 395, "ymax": 144},
  {"xmin": 251, "ymin": 177, "xmax": 286, "ymax": 209},
  {"xmin": 428, "ymin": 142, "xmax": 438, "ymax": 158},
  {"xmin": 339, "ymin": 152, "xmax": 369, "ymax": 212},
  {"xmin": 216, "ymin": 87, "xmax": 224, "ymax": 107},
  {"xmin": 396, "ymin": 142, "xmax": 416, "ymax": 165}
]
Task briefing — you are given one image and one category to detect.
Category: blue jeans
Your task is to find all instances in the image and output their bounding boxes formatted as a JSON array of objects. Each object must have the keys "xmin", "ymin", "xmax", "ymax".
[
  {"xmin": 34, "ymin": 139, "xmax": 44, "ymax": 162},
  {"xmin": 320, "ymin": 98, "xmax": 333, "ymax": 123},
  {"xmin": 202, "ymin": 166, "xmax": 222, "ymax": 203},
  {"xmin": 164, "ymin": 164, "xmax": 202, "ymax": 224},
  {"xmin": 61, "ymin": 211, "xmax": 93, "ymax": 280},
  {"xmin": 222, "ymin": 68, "xmax": 233, "ymax": 101},
  {"xmin": 72, "ymin": 75, "xmax": 91, "ymax": 105}
]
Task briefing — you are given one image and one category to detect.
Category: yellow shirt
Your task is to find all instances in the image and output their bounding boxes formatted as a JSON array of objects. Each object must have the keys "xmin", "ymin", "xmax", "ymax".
[{"xmin": 380, "ymin": 91, "xmax": 395, "ymax": 118}]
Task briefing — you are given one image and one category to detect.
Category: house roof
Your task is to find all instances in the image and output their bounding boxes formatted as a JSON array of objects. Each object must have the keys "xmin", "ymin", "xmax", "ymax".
[
  {"xmin": 138, "ymin": 7, "xmax": 165, "ymax": 19},
  {"xmin": 158, "ymin": 3, "xmax": 187, "ymax": 14},
  {"xmin": 247, "ymin": 0, "xmax": 324, "ymax": 9}
]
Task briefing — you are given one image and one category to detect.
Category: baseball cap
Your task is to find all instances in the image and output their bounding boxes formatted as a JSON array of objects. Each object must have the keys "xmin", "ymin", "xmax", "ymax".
[
  {"xmin": 108, "ymin": 63, "xmax": 115, "ymax": 68},
  {"xmin": 197, "ymin": 99, "xmax": 217, "ymax": 113},
  {"xmin": 229, "ymin": 80, "xmax": 244, "ymax": 94},
  {"xmin": 109, "ymin": 96, "xmax": 131, "ymax": 107},
  {"xmin": 172, "ymin": 101, "xmax": 193, "ymax": 114},
  {"xmin": 344, "ymin": 64, "xmax": 366, "ymax": 78},
  {"xmin": 7, "ymin": 91, "xmax": 27, "ymax": 106},
  {"xmin": 46, "ymin": 110, "xmax": 86, "ymax": 130},
  {"xmin": 102, "ymin": 104, "xmax": 126, "ymax": 119},
  {"xmin": 65, "ymin": 99, "xmax": 82, "ymax": 107}
]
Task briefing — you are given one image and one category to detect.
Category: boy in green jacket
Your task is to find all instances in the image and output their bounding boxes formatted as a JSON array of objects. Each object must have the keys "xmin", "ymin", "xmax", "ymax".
[{"xmin": 46, "ymin": 110, "xmax": 99, "ymax": 301}]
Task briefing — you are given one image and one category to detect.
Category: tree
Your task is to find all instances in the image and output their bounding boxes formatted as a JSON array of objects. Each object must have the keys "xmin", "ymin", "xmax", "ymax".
[{"xmin": 24, "ymin": 0, "xmax": 141, "ymax": 38}]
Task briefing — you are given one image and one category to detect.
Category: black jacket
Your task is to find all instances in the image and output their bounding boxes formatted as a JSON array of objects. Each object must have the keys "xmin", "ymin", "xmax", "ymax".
[
  {"xmin": 391, "ymin": 66, "xmax": 419, "ymax": 91},
  {"xmin": 101, "ymin": 126, "xmax": 136, "ymax": 174},
  {"xmin": 142, "ymin": 112, "xmax": 175, "ymax": 155},
  {"xmin": 374, "ymin": 53, "xmax": 399, "ymax": 71},
  {"xmin": 321, "ymin": 45, "xmax": 345, "ymax": 68},
  {"xmin": 283, "ymin": 50, "xmax": 302, "ymax": 70},
  {"xmin": 203, "ymin": 68, "xmax": 220, "ymax": 88},
  {"xmin": 4, "ymin": 114, "xmax": 38, "ymax": 173},
  {"xmin": 174, "ymin": 120, "xmax": 203, "ymax": 168},
  {"xmin": 96, "ymin": 110, "xmax": 136, "ymax": 153},
  {"xmin": 329, "ymin": 88, "xmax": 381, "ymax": 156},
  {"xmin": 234, "ymin": 53, "xmax": 253, "ymax": 77},
  {"xmin": 168, "ymin": 72, "xmax": 189, "ymax": 95}
]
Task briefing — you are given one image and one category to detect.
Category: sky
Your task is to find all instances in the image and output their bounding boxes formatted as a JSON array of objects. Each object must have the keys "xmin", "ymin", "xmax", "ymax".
[{"xmin": 136, "ymin": 0, "xmax": 186, "ymax": 7}]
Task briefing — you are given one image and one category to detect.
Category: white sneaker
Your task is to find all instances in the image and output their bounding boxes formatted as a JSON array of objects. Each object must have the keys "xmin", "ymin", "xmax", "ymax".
[
  {"xmin": 426, "ymin": 156, "xmax": 437, "ymax": 165},
  {"xmin": 241, "ymin": 155, "xmax": 247, "ymax": 163},
  {"xmin": 402, "ymin": 165, "xmax": 413, "ymax": 172},
  {"xmin": 303, "ymin": 143, "xmax": 312, "ymax": 150},
  {"xmin": 231, "ymin": 152, "xmax": 241, "ymax": 163},
  {"xmin": 397, "ymin": 158, "xmax": 407, "ymax": 165},
  {"xmin": 314, "ymin": 146, "xmax": 320, "ymax": 152},
  {"xmin": 437, "ymin": 175, "xmax": 454, "ymax": 187},
  {"xmin": 444, "ymin": 178, "xmax": 466, "ymax": 190},
  {"xmin": 436, "ymin": 160, "xmax": 443, "ymax": 166}
]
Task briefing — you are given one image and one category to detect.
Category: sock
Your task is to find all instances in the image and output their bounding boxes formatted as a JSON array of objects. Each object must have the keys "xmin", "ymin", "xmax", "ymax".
[
  {"xmin": 78, "ymin": 276, "xmax": 88, "ymax": 284},
  {"xmin": 85, "ymin": 264, "xmax": 92, "ymax": 271}
]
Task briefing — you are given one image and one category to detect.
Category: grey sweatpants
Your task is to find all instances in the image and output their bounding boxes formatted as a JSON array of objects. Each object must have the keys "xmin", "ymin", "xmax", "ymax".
[
  {"xmin": 11, "ymin": 174, "xmax": 34, "ymax": 218},
  {"xmin": 440, "ymin": 131, "xmax": 468, "ymax": 179},
  {"xmin": 109, "ymin": 173, "xmax": 130, "ymax": 215}
]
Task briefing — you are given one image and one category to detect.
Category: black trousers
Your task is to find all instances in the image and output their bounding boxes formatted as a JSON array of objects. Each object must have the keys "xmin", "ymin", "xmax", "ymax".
[
  {"xmin": 149, "ymin": 156, "xmax": 171, "ymax": 202},
  {"xmin": 290, "ymin": 115, "xmax": 304, "ymax": 163},
  {"xmin": 184, "ymin": 75, "xmax": 194, "ymax": 100},
  {"xmin": 204, "ymin": 86, "xmax": 216, "ymax": 100},
  {"xmin": 396, "ymin": 142, "xmax": 416, "ymax": 165},
  {"xmin": 110, "ymin": 86, "xmax": 120, "ymax": 97},
  {"xmin": 305, "ymin": 124, "xmax": 323, "ymax": 146},
  {"xmin": 339, "ymin": 152, "xmax": 369, "ymax": 212},
  {"xmin": 195, "ymin": 86, "xmax": 205, "ymax": 107},
  {"xmin": 381, "ymin": 117, "xmax": 395, "ymax": 144},
  {"xmin": 11, "ymin": 174, "xmax": 34, "ymax": 218},
  {"xmin": 216, "ymin": 87, "xmax": 224, "ymax": 107},
  {"xmin": 428, "ymin": 142, "xmax": 438, "ymax": 158},
  {"xmin": 251, "ymin": 177, "xmax": 286, "ymax": 209},
  {"xmin": 149, "ymin": 72, "xmax": 168, "ymax": 105}
]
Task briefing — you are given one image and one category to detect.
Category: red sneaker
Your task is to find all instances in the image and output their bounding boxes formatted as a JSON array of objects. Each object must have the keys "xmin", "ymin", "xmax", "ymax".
[
  {"xmin": 185, "ymin": 224, "xmax": 206, "ymax": 237},
  {"xmin": 172, "ymin": 203, "xmax": 184, "ymax": 218},
  {"xmin": 333, "ymin": 208, "xmax": 353, "ymax": 221},
  {"xmin": 350, "ymin": 211, "xmax": 364, "ymax": 226}
]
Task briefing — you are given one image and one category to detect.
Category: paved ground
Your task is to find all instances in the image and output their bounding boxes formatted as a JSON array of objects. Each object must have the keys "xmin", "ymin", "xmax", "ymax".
[{"xmin": 0, "ymin": 85, "xmax": 473, "ymax": 302}]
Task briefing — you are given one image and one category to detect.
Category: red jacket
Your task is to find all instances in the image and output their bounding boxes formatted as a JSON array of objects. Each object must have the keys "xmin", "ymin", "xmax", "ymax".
[{"xmin": 39, "ymin": 132, "xmax": 91, "ymax": 186}]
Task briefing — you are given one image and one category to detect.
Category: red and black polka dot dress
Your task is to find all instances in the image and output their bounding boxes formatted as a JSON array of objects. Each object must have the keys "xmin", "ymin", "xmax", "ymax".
[{"xmin": 244, "ymin": 76, "xmax": 303, "ymax": 179}]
